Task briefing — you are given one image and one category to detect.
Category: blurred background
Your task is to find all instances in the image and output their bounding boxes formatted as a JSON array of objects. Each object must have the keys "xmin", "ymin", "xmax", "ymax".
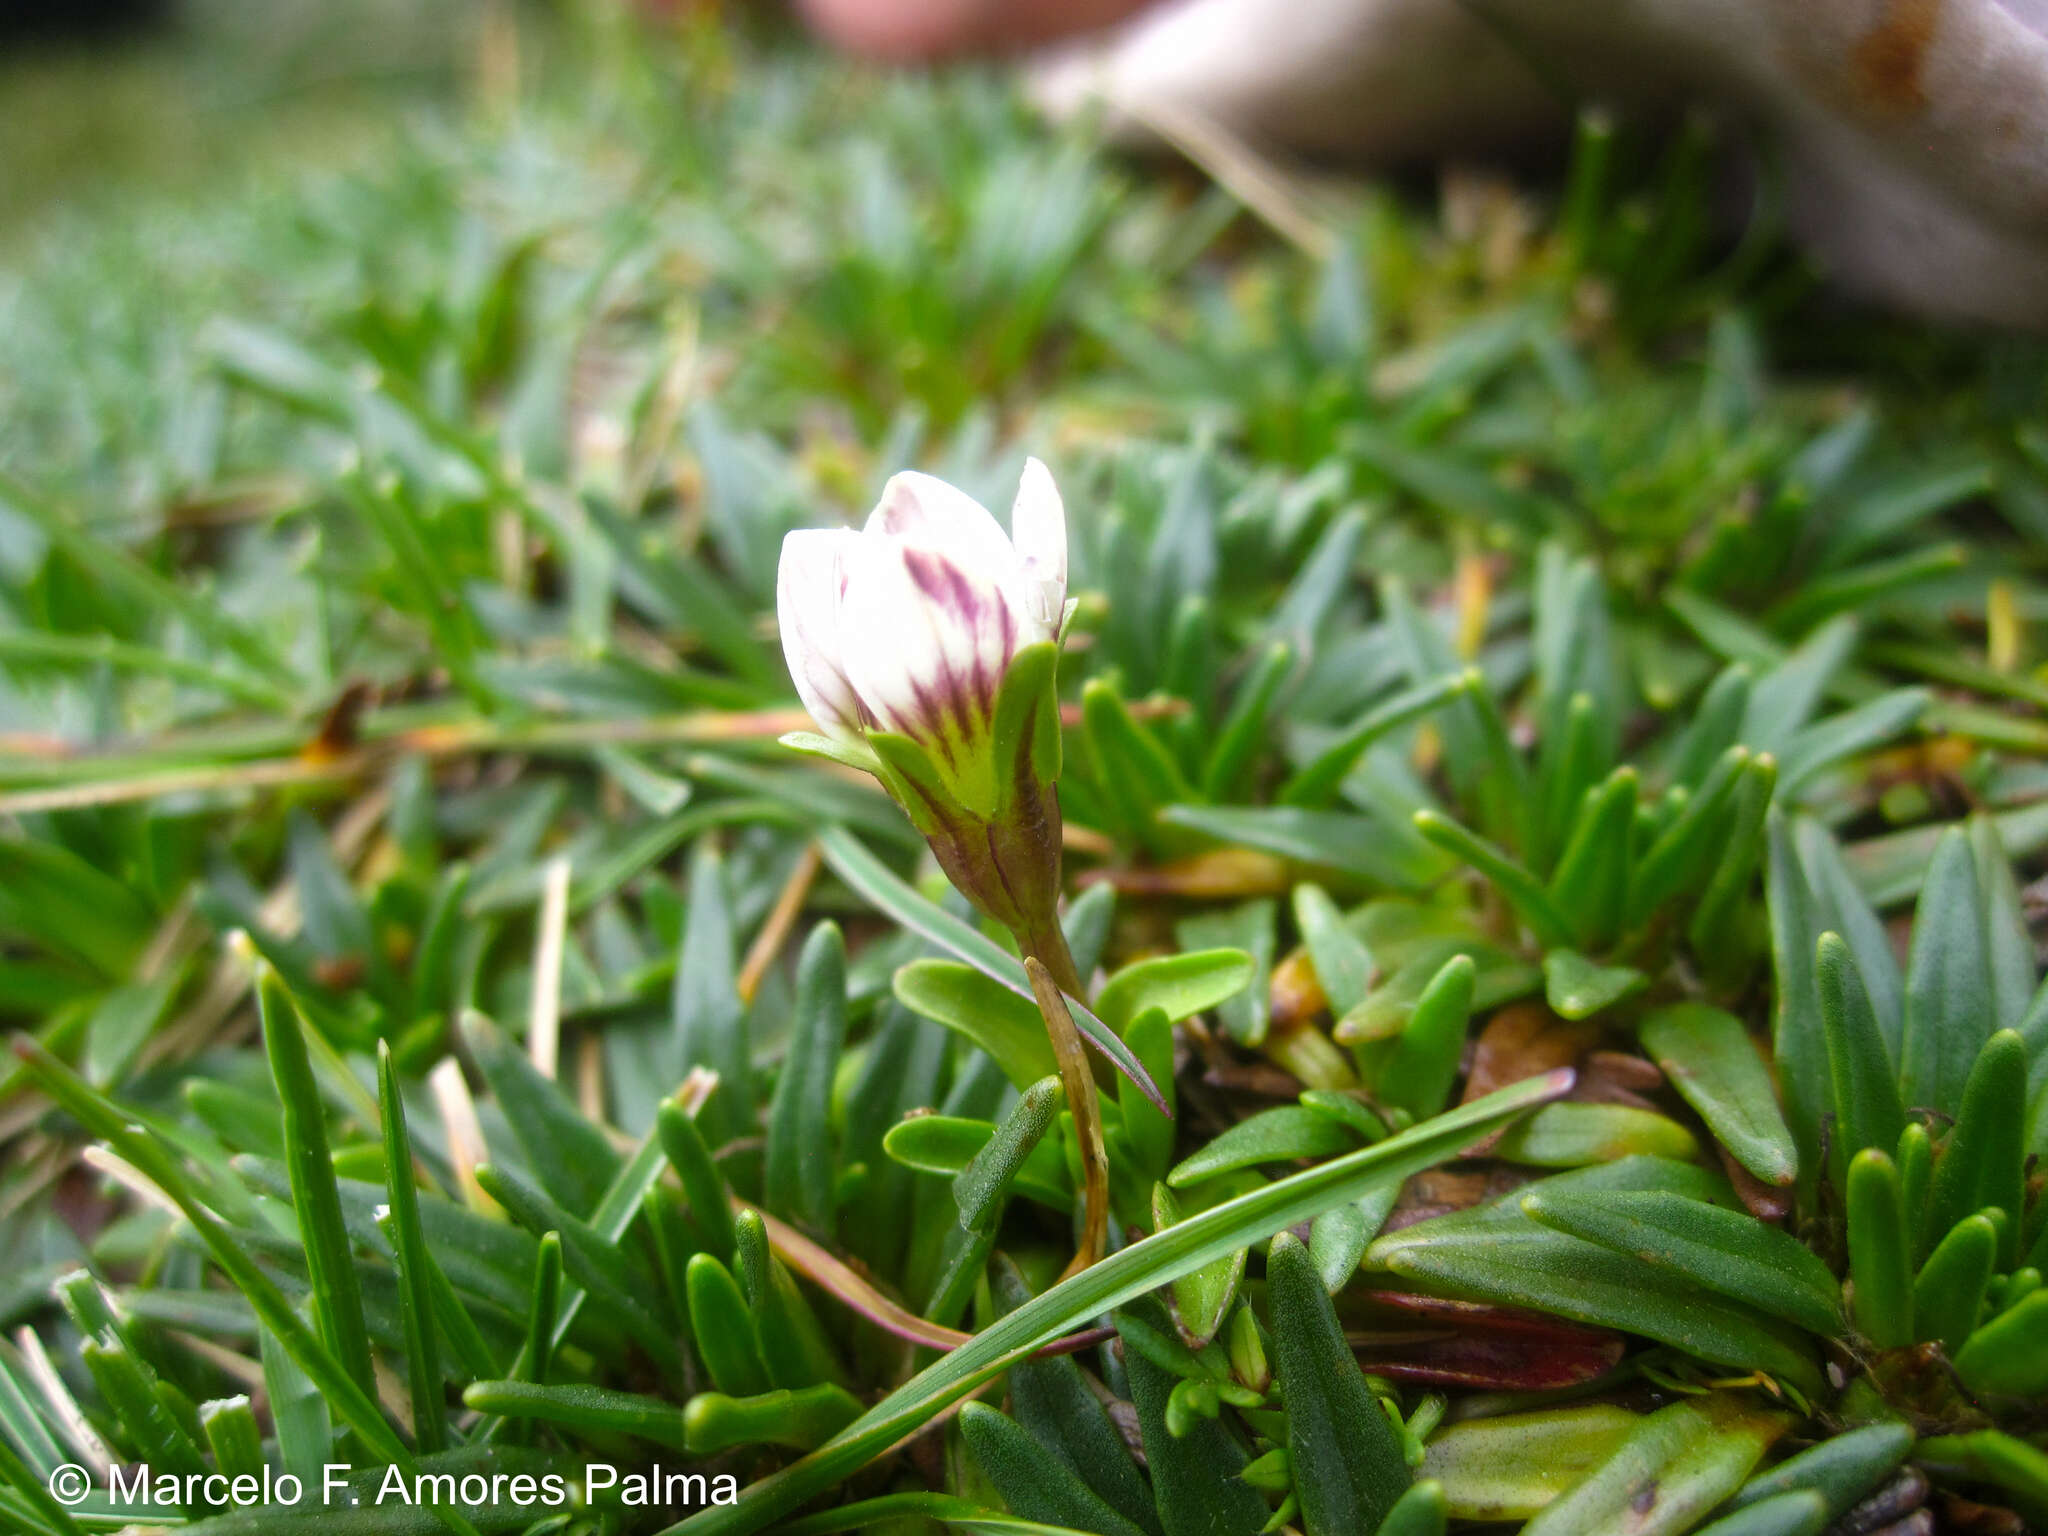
[{"xmin": 2, "ymin": 0, "xmax": 519, "ymax": 230}]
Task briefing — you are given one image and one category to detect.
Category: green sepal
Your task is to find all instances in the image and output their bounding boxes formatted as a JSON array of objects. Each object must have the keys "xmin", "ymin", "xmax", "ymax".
[
  {"xmin": 989, "ymin": 637, "xmax": 1063, "ymax": 815},
  {"xmin": 778, "ymin": 729, "xmax": 881, "ymax": 776},
  {"xmin": 865, "ymin": 729, "xmax": 956, "ymax": 839}
]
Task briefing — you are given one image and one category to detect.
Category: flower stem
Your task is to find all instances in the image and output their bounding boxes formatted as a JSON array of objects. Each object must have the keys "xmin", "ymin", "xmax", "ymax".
[{"xmin": 1024, "ymin": 955, "xmax": 1109, "ymax": 1279}]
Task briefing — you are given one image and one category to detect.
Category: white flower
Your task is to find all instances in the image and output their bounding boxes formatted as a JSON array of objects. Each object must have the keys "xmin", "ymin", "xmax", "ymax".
[{"xmin": 777, "ymin": 460, "xmax": 1068, "ymax": 756}]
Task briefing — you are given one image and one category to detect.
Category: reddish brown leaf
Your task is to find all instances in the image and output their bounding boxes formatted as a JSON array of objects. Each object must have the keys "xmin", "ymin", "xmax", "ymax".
[
  {"xmin": 1461, "ymin": 1003, "xmax": 1599, "ymax": 1104},
  {"xmin": 1343, "ymin": 1291, "xmax": 1626, "ymax": 1390}
]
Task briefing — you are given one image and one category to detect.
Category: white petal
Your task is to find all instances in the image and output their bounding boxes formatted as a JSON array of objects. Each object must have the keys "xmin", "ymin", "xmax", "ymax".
[
  {"xmin": 866, "ymin": 471, "xmax": 1023, "ymax": 590},
  {"xmin": 837, "ymin": 534, "xmax": 1023, "ymax": 752},
  {"xmin": 1009, "ymin": 457, "xmax": 1067, "ymax": 637},
  {"xmin": 776, "ymin": 529, "xmax": 867, "ymax": 742}
]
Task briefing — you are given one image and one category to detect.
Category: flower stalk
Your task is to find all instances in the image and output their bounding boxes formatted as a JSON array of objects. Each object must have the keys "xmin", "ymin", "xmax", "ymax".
[
  {"xmin": 777, "ymin": 460, "xmax": 1112, "ymax": 1269},
  {"xmin": 1027, "ymin": 956, "xmax": 1109, "ymax": 1278}
]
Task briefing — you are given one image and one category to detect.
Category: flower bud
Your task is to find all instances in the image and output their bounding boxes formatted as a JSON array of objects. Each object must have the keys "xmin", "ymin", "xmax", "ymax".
[{"xmin": 777, "ymin": 461, "xmax": 1075, "ymax": 977}]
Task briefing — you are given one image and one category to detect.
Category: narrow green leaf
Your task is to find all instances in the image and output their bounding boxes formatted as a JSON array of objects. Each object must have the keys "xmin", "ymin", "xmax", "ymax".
[
  {"xmin": 1900, "ymin": 826, "xmax": 1993, "ymax": 1118},
  {"xmin": 464, "ymin": 1379, "xmax": 689, "ymax": 1448},
  {"xmin": 1776, "ymin": 688, "xmax": 1928, "ymax": 795},
  {"xmin": 1269, "ymin": 1231, "xmax": 1411, "ymax": 1535},
  {"xmin": 675, "ymin": 840, "xmax": 753, "ymax": 1144},
  {"xmin": 964, "ymin": 1402, "xmax": 1152, "ymax": 1536},
  {"xmin": 1368, "ymin": 1187, "xmax": 1819, "ymax": 1391},
  {"xmin": 1914, "ymin": 1212, "xmax": 1999, "ymax": 1355},
  {"xmin": 1928, "ymin": 1029, "xmax": 2028, "ymax": 1266},
  {"xmin": 1540, "ymin": 949, "xmax": 1646, "ymax": 1021},
  {"xmin": 882, "ymin": 1116, "xmax": 1072, "ymax": 1209},
  {"xmin": 1639, "ymin": 1003, "xmax": 1797, "ymax": 1188},
  {"xmin": 1896, "ymin": 1121, "xmax": 1934, "ymax": 1264},
  {"xmin": 1308, "ymin": 1184, "xmax": 1398, "ymax": 1292},
  {"xmin": 997, "ymin": 1267, "xmax": 1161, "ymax": 1536},
  {"xmin": 1084, "ymin": 676, "xmax": 1198, "ymax": 849},
  {"xmin": 1121, "ymin": 1007, "xmax": 1177, "ymax": 1181},
  {"xmin": 1412, "ymin": 811, "xmax": 1574, "ymax": 949},
  {"xmin": 1724, "ymin": 1422, "xmax": 1913, "ymax": 1521},
  {"xmin": 258, "ymin": 970, "xmax": 376, "ymax": 1404},
  {"xmin": 1545, "ymin": 768, "xmax": 1637, "ymax": 949},
  {"xmin": 1164, "ymin": 803, "xmax": 1449, "ymax": 891},
  {"xmin": 1168, "ymin": 1105, "xmax": 1359, "ymax": 1188},
  {"xmin": 78, "ymin": 1329, "xmax": 205, "ymax": 1487},
  {"xmin": 1121, "ymin": 1311, "xmax": 1268, "ymax": 1536},
  {"xmin": 686, "ymin": 1384, "xmax": 866, "ymax": 1456},
  {"xmin": 1918, "ymin": 1431, "xmax": 2048, "ymax": 1527},
  {"xmin": 686, "ymin": 1253, "xmax": 770, "ymax": 1398},
  {"xmin": 258, "ymin": 1310, "xmax": 332, "ymax": 1496},
  {"xmin": 1953, "ymin": 1291, "xmax": 2048, "ymax": 1397},
  {"xmin": 1375, "ymin": 955, "xmax": 1472, "ymax": 1121},
  {"xmin": 1766, "ymin": 809, "xmax": 1829, "ymax": 1195},
  {"xmin": 1666, "ymin": 664, "xmax": 1752, "ymax": 789},
  {"xmin": 894, "ymin": 959, "xmax": 1059, "ymax": 1089},
  {"xmin": 1279, "ymin": 674, "xmax": 1461, "ymax": 808},
  {"xmin": 1692, "ymin": 1490, "xmax": 1830, "ymax": 1536},
  {"xmin": 956, "ymin": 1077, "xmax": 1064, "ymax": 1232},
  {"xmin": 658, "ymin": 1095, "xmax": 737, "ymax": 1260},
  {"xmin": 1202, "ymin": 641, "xmax": 1292, "ymax": 800},
  {"xmin": 464, "ymin": 1011, "xmax": 620, "ymax": 1219},
  {"xmin": 1293, "ymin": 884, "xmax": 1374, "ymax": 1015},
  {"xmin": 1817, "ymin": 934, "xmax": 1905, "ymax": 1178},
  {"xmin": 735, "ymin": 1211, "xmax": 852, "ymax": 1393},
  {"xmin": 1096, "ymin": 949, "xmax": 1254, "ymax": 1035},
  {"xmin": 0, "ymin": 1432, "xmax": 87, "ymax": 1536},
  {"xmin": 1684, "ymin": 752, "xmax": 1776, "ymax": 978},
  {"xmin": 766, "ymin": 923, "xmax": 847, "ymax": 1230},
  {"xmin": 1846, "ymin": 1149, "xmax": 1912, "ymax": 1348},
  {"xmin": 1372, "ymin": 1479, "xmax": 1448, "ymax": 1536},
  {"xmin": 474, "ymin": 1163, "xmax": 681, "ymax": 1375},
  {"xmin": 199, "ymin": 1396, "xmax": 265, "ymax": 1484},
  {"xmin": 1970, "ymin": 814, "xmax": 2036, "ymax": 1031},
  {"xmin": 1520, "ymin": 1189, "xmax": 1841, "ymax": 1336},
  {"xmin": 1631, "ymin": 745, "xmax": 1748, "ymax": 913},
  {"xmin": 1521, "ymin": 1394, "xmax": 1787, "ymax": 1536},
  {"xmin": 1494, "ymin": 1103, "xmax": 1698, "ymax": 1168},
  {"xmin": 1155, "ymin": 1184, "xmax": 1242, "ymax": 1348},
  {"xmin": 1421, "ymin": 1404, "xmax": 1639, "ymax": 1521},
  {"xmin": 376, "ymin": 1042, "xmax": 446, "ymax": 1454}
]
